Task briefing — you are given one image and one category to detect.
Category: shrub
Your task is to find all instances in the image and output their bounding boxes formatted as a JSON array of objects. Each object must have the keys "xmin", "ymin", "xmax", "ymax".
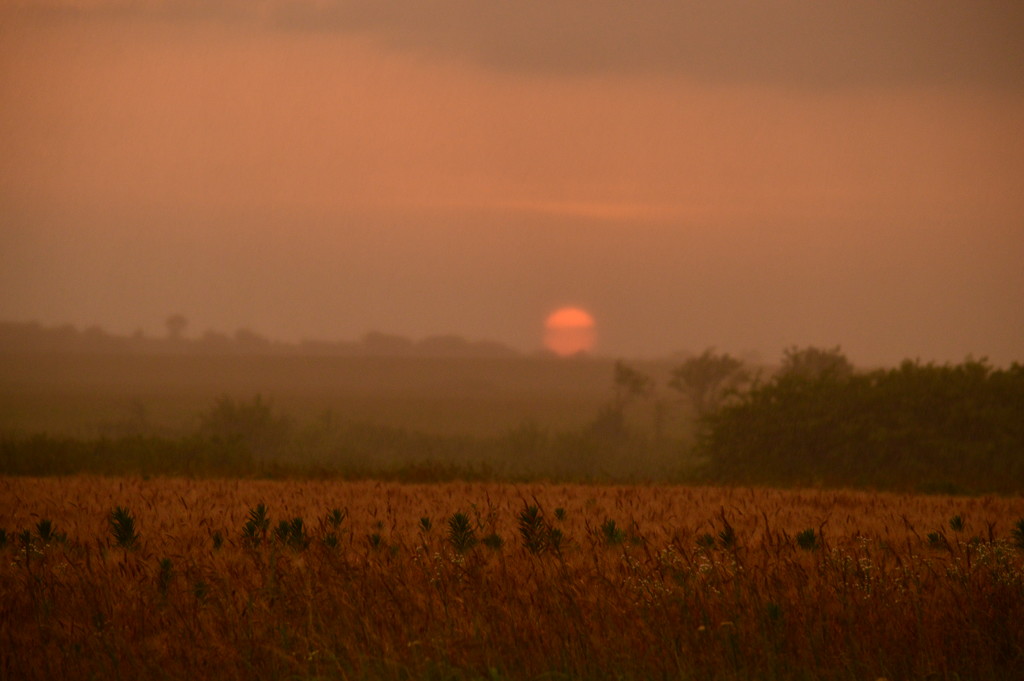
[
  {"xmin": 326, "ymin": 508, "xmax": 346, "ymax": 529},
  {"xmin": 518, "ymin": 505, "xmax": 549, "ymax": 554},
  {"xmin": 697, "ymin": 358, "xmax": 1024, "ymax": 492},
  {"xmin": 1012, "ymin": 518, "xmax": 1024, "ymax": 550},
  {"xmin": 927, "ymin": 532, "xmax": 948, "ymax": 549},
  {"xmin": 275, "ymin": 517, "xmax": 308, "ymax": 549},
  {"xmin": 35, "ymin": 519, "xmax": 65, "ymax": 544},
  {"xmin": 109, "ymin": 506, "xmax": 138, "ymax": 549},
  {"xmin": 718, "ymin": 523, "xmax": 737, "ymax": 550},
  {"xmin": 197, "ymin": 395, "xmax": 292, "ymax": 459},
  {"xmin": 796, "ymin": 528, "xmax": 818, "ymax": 551},
  {"xmin": 447, "ymin": 512, "xmax": 477, "ymax": 552},
  {"xmin": 601, "ymin": 519, "xmax": 625, "ymax": 546},
  {"xmin": 696, "ymin": 533, "xmax": 716, "ymax": 549},
  {"xmin": 242, "ymin": 503, "xmax": 270, "ymax": 548}
]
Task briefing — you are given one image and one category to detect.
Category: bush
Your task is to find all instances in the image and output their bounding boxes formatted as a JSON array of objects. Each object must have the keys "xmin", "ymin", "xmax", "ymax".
[
  {"xmin": 109, "ymin": 506, "xmax": 138, "ymax": 549},
  {"xmin": 696, "ymin": 359, "xmax": 1024, "ymax": 492},
  {"xmin": 197, "ymin": 395, "xmax": 292, "ymax": 459}
]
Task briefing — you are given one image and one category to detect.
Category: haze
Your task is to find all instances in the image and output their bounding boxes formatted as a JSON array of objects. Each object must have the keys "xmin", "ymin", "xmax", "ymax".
[{"xmin": 2, "ymin": 1, "xmax": 1022, "ymax": 366}]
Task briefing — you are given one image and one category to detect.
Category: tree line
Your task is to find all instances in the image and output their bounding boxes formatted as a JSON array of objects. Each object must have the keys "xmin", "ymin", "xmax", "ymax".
[
  {"xmin": 0, "ymin": 319, "xmax": 518, "ymax": 358},
  {"xmin": 611, "ymin": 347, "xmax": 1023, "ymax": 493}
]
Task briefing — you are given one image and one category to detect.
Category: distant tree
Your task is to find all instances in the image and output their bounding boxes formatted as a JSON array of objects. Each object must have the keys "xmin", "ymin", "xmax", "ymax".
[
  {"xmin": 361, "ymin": 331, "xmax": 414, "ymax": 356},
  {"xmin": 416, "ymin": 334, "xmax": 471, "ymax": 357},
  {"xmin": 668, "ymin": 349, "xmax": 750, "ymax": 418},
  {"xmin": 613, "ymin": 360, "xmax": 653, "ymax": 409},
  {"xmin": 695, "ymin": 358, "xmax": 1024, "ymax": 491},
  {"xmin": 234, "ymin": 328, "xmax": 271, "ymax": 351},
  {"xmin": 165, "ymin": 314, "xmax": 188, "ymax": 341},
  {"xmin": 779, "ymin": 345, "xmax": 853, "ymax": 381},
  {"xmin": 197, "ymin": 395, "xmax": 292, "ymax": 459},
  {"xmin": 198, "ymin": 330, "xmax": 232, "ymax": 353},
  {"xmin": 588, "ymin": 361, "xmax": 654, "ymax": 443}
]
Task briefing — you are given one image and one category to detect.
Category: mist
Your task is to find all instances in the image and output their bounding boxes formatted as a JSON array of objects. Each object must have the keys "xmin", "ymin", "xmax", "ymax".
[{"xmin": 2, "ymin": 1, "xmax": 1023, "ymax": 365}]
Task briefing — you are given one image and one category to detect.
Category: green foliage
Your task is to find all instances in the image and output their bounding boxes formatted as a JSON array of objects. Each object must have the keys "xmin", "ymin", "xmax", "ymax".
[
  {"xmin": 669, "ymin": 349, "xmax": 749, "ymax": 418},
  {"xmin": 418, "ymin": 517, "xmax": 432, "ymax": 533},
  {"xmin": 779, "ymin": 345, "xmax": 854, "ymax": 382},
  {"xmin": 547, "ymin": 527, "xmax": 564, "ymax": 551},
  {"xmin": 718, "ymin": 523, "xmax": 737, "ymax": 550},
  {"xmin": 242, "ymin": 503, "xmax": 270, "ymax": 548},
  {"xmin": 696, "ymin": 533, "xmax": 716, "ymax": 549},
  {"xmin": 600, "ymin": 519, "xmax": 625, "ymax": 546},
  {"xmin": 796, "ymin": 528, "xmax": 818, "ymax": 551},
  {"xmin": 1012, "ymin": 519, "xmax": 1024, "ymax": 550},
  {"xmin": 482, "ymin": 533, "xmax": 504, "ymax": 550},
  {"xmin": 518, "ymin": 505, "xmax": 555, "ymax": 555},
  {"xmin": 275, "ymin": 517, "xmax": 308, "ymax": 549},
  {"xmin": 447, "ymin": 512, "xmax": 477, "ymax": 552},
  {"xmin": 35, "ymin": 519, "xmax": 66, "ymax": 544},
  {"xmin": 926, "ymin": 532, "xmax": 949, "ymax": 550},
  {"xmin": 697, "ymin": 358, "xmax": 1024, "ymax": 492},
  {"xmin": 109, "ymin": 506, "xmax": 138, "ymax": 549},
  {"xmin": 3, "ymin": 354, "xmax": 1022, "ymax": 493},
  {"xmin": 949, "ymin": 515, "xmax": 965, "ymax": 533},
  {"xmin": 326, "ymin": 508, "xmax": 346, "ymax": 529}
]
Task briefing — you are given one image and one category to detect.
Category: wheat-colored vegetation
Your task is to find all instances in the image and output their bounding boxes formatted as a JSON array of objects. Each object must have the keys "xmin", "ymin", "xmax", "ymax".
[{"xmin": 2, "ymin": 476, "xmax": 1022, "ymax": 680}]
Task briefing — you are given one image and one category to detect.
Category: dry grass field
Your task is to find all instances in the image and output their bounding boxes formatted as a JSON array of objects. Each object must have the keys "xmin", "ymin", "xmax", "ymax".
[{"xmin": 2, "ymin": 476, "xmax": 1023, "ymax": 680}]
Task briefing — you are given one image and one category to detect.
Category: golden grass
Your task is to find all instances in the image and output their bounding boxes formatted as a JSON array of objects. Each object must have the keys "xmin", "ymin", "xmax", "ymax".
[{"xmin": 2, "ymin": 476, "xmax": 1022, "ymax": 680}]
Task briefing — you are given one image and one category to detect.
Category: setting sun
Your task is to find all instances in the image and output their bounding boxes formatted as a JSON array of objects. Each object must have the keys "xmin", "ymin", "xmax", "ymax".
[{"xmin": 544, "ymin": 307, "xmax": 596, "ymax": 356}]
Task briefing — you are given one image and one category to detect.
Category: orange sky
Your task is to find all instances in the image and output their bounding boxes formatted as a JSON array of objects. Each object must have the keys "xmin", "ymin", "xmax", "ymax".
[{"xmin": 2, "ymin": 1, "xmax": 1023, "ymax": 365}]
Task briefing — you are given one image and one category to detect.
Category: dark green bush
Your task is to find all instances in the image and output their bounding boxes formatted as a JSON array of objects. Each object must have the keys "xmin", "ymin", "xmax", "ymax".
[{"xmin": 696, "ymin": 359, "xmax": 1024, "ymax": 492}]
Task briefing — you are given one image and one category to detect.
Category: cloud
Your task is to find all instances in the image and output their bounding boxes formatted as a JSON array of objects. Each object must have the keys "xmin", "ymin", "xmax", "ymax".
[{"xmin": 13, "ymin": 0, "xmax": 1023, "ymax": 90}]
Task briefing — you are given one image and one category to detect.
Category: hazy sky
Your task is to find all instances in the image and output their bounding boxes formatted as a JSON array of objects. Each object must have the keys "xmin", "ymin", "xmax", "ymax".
[{"xmin": 2, "ymin": 1, "xmax": 1023, "ymax": 365}]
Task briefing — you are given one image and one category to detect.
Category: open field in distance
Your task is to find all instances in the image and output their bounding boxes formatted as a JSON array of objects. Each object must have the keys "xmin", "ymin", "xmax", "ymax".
[{"xmin": 0, "ymin": 353, "xmax": 687, "ymax": 438}]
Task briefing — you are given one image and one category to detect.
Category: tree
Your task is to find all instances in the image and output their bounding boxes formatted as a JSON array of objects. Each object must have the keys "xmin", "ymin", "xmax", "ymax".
[
  {"xmin": 668, "ymin": 349, "xmax": 749, "ymax": 418},
  {"xmin": 197, "ymin": 395, "xmax": 292, "ymax": 459},
  {"xmin": 234, "ymin": 328, "xmax": 272, "ymax": 351},
  {"xmin": 590, "ymin": 361, "xmax": 654, "ymax": 442},
  {"xmin": 613, "ymin": 360, "xmax": 653, "ymax": 409},
  {"xmin": 695, "ymin": 358, "xmax": 1024, "ymax": 491},
  {"xmin": 165, "ymin": 314, "xmax": 188, "ymax": 341},
  {"xmin": 779, "ymin": 345, "xmax": 853, "ymax": 381}
]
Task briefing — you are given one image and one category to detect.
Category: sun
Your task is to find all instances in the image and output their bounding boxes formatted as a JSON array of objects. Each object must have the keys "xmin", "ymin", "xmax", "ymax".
[{"xmin": 543, "ymin": 306, "xmax": 596, "ymax": 356}]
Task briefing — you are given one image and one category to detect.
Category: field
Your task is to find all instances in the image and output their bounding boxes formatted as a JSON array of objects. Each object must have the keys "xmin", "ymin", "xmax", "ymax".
[
  {"xmin": 0, "ymin": 353, "xmax": 651, "ymax": 437},
  {"xmin": 0, "ymin": 352, "xmax": 699, "ymax": 481},
  {"xmin": 3, "ymin": 476, "xmax": 1023, "ymax": 680}
]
